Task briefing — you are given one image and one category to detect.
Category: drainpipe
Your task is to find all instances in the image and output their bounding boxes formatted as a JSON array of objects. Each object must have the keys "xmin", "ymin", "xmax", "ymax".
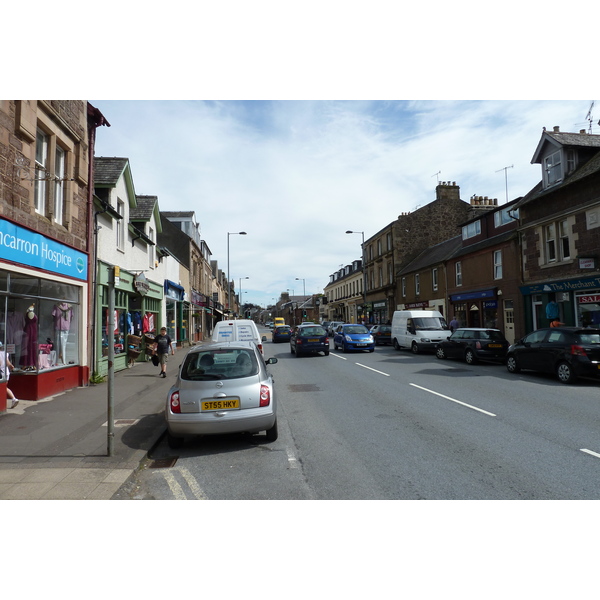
[{"xmin": 86, "ymin": 103, "xmax": 110, "ymax": 381}]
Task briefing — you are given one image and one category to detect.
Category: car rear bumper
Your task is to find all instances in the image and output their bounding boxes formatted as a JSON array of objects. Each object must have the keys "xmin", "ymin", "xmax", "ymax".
[{"xmin": 167, "ymin": 407, "xmax": 276, "ymax": 436}]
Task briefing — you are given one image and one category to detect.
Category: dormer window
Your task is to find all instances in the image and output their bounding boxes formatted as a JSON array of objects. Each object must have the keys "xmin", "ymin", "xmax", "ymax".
[
  {"xmin": 462, "ymin": 219, "xmax": 481, "ymax": 240},
  {"xmin": 544, "ymin": 150, "xmax": 563, "ymax": 187}
]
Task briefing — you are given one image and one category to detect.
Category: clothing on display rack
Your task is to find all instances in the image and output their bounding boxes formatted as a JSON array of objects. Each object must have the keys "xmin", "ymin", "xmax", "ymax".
[
  {"xmin": 21, "ymin": 304, "xmax": 38, "ymax": 370},
  {"xmin": 6, "ymin": 310, "xmax": 25, "ymax": 368},
  {"xmin": 142, "ymin": 312, "xmax": 155, "ymax": 334},
  {"xmin": 52, "ymin": 302, "xmax": 72, "ymax": 364}
]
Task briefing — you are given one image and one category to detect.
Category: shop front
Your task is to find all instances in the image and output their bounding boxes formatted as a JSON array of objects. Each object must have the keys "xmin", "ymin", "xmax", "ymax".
[
  {"xmin": 1, "ymin": 218, "xmax": 88, "ymax": 406},
  {"xmin": 165, "ymin": 279, "xmax": 185, "ymax": 346},
  {"xmin": 95, "ymin": 263, "xmax": 163, "ymax": 377},
  {"xmin": 519, "ymin": 275, "xmax": 600, "ymax": 332},
  {"xmin": 449, "ymin": 289, "xmax": 499, "ymax": 329}
]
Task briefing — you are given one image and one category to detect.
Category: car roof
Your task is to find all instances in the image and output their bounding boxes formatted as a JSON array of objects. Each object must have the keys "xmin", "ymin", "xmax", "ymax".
[
  {"xmin": 187, "ymin": 341, "xmax": 258, "ymax": 354},
  {"xmin": 455, "ymin": 327, "xmax": 501, "ymax": 332}
]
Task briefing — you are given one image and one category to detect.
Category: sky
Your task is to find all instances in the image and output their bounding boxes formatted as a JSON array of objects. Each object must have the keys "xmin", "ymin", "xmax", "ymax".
[{"xmin": 90, "ymin": 99, "xmax": 598, "ymax": 308}]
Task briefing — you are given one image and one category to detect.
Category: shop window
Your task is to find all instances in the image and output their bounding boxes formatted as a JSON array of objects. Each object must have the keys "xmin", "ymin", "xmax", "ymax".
[{"xmin": 1, "ymin": 275, "xmax": 80, "ymax": 373}]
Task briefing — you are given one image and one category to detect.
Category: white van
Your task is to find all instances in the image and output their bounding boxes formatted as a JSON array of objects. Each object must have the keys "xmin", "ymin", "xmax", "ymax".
[
  {"xmin": 391, "ymin": 310, "xmax": 449, "ymax": 354},
  {"xmin": 212, "ymin": 319, "xmax": 266, "ymax": 355}
]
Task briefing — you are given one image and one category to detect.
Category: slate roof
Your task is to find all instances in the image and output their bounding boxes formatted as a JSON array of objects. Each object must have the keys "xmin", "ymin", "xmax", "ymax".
[
  {"xmin": 94, "ymin": 157, "xmax": 129, "ymax": 186},
  {"xmin": 131, "ymin": 195, "xmax": 157, "ymax": 221},
  {"xmin": 397, "ymin": 235, "xmax": 462, "ymax": 276}
]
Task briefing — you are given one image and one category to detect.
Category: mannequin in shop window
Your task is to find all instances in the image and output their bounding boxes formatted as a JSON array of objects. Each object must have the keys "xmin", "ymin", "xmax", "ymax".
[
  {"xmin": 52, "ymin": 302, "xmax": 73, "ymax": 365},
  {"xmin": 21, "ymin": 304, "xmax": 38, "ymax": 371}
]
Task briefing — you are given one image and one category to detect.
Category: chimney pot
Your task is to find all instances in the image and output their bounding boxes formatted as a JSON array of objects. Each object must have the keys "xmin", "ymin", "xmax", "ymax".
[
  {"xmin": 580, "ymin": 129, "xmax": 587, "ymax": 134},
  {"xmin": 553, "ymin": 126, "xmax": 560, "ymax": 133}
]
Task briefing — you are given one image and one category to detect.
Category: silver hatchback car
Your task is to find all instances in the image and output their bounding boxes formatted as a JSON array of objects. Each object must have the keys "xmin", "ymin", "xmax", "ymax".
[{"xmin": 165, "ymin": 342, "xmax": 278, "ymax": 449}]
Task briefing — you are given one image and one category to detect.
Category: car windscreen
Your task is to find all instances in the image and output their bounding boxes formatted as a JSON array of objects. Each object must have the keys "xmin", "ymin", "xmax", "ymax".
[
  {"xmin": 299, "ymin": 327, "xmax": 326, "ymax": 336},
  {"xmin": 576, "ymin": 332, "xmax": 600, "ymax": 345},
  {"xmin": 413, "ymin": 317, "xmax": 448, "ymax": 330},
  {"xmin": 479, "ymin": 330, "xmax": 506, "ymax": 341},
  {"xmin": 182, "ymin": 348, "xmax": 259, "ymax": 380},
  {"xmin": 345, "ymin": 326, "xmax": 369, "ymax": 334}
]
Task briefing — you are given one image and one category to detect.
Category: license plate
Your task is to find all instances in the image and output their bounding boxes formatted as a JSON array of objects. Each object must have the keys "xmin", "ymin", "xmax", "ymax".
[
  {"xmin": 308, "ymin": 338, "xmax": 319, "ymax": 342},
  {"xmin": 356, "ymin": 343, "xmax": 367, "ymax": 347},
  {"xmin": 201, "ymin": 399, "xmax": 240, "ymax": 411},
  {"xmin": 488, "ymin": 344, "xmax": 502, "ymax": 348}
]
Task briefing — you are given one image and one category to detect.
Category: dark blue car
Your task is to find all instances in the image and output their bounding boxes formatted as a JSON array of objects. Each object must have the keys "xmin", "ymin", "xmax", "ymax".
[
  {"xmin": 290, "ymin": 324, "xmax": 329, "ymax": 357},
  {"xmin": 333, "ymin": 324, "xmax": 375, "ymax": 353},
  {"xmin": 272, "ymin": 325, "xmax": 292, "ymax": 343}
]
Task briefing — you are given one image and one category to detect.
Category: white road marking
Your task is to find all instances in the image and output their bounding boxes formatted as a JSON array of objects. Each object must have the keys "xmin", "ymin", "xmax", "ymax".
[
  {"xmin": 356, "ymin": 363, "xmax": 390, "ymax": 376},
  {"xmin": 177, "ymin": 466, "xmax": 209, "ymax": 499},
  {"xmin": 162, "ymin": 470, "xmax": 187, "ymax": 500},
  {"xmin": 409, "ymin": 383, "xmax": 497, "ymax": 417},
  {"xmin": 580, "ymin": 448, "xmax": 600, "ymax": 459},
  {"xmin": 286, "ymin": 448, "xmax": 299, "ymax": 469},
  {"xmin": 330, "ymin": 353, "xmax": 347, "ymax": 360}
]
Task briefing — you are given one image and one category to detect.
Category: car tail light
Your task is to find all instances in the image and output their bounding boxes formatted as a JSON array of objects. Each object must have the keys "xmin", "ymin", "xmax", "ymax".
[
  {"xmin": 325, "ymin": 336, "xmax": 329, "ymax": 342},
  {"xmin": 260, "ymin": 385, "xmax": 271, "ymax": 407},
  {"xmin": 257, "ymin": 343, "xmax": 264, "ymax": 355},
  {"xmin": 297, "ymin": 338, "xmax": 303, "ymax": 345},
  {"xmin": 170, "ymin": 391, "xmax": 181, "ymax": 413},
  {"xmin": 571, "ymin": 345, "xmax": 587, "ymax": 356}
]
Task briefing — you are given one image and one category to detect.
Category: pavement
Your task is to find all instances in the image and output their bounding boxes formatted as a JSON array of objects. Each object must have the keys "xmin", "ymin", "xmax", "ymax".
[{"xmin": 0, "ymin": 353, "xmax": 183, "ymax": 500}]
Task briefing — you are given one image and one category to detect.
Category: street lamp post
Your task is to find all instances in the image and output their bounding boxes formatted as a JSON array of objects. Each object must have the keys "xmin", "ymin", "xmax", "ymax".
[
  {"xmin": 227, "ymin": 231, "xmax": 247, "ymax": 316},
  {"xmin": 239, "ymin": 277, "xmax": 249, "ymax": 317},
  {"xmin": 346, "ymin": 230, "xmax": 367, "ymax": 324},
  {"xmin": 295, "ymin": 277, "xmax": 306, "ymax": 296}
]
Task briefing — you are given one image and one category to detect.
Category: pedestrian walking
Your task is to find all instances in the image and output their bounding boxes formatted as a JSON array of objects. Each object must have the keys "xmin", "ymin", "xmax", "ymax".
[
  {"xmin": 153, "ymin": 327, "xmax": 175, "ymax": 378},
  {"xmin": 0, "ymin": 342, "xmax": 19, "ymax": 408},
  {"xmin": 449, "ymin": 316, "xmax": 460, "ymax": 333}
]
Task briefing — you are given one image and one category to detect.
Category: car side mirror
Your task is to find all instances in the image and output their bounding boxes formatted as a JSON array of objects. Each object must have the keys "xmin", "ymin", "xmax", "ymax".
[
  {"xmin": 266, "ymin": 357, "xmax": 278, "ymax": 364},
  {"xmin": 262, "ymin": 336, "xmax": 267, "ymax": 341}
]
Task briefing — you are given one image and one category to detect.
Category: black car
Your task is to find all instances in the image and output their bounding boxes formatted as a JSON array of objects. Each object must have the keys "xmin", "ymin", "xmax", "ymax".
[
  {"xmin": 272, "ymin": 325, "xmax": 292, "ymax": 343},
  {"xmin": 290, "ymin": 324, "xmax": 329, "ymax": 357},
  {"xmin": 435, "ymin": 328, "xmax": 509, "ymax": 364},
  {"xmin": 506, "ymin": 327, "xmax": 600, "ymax": 384}
]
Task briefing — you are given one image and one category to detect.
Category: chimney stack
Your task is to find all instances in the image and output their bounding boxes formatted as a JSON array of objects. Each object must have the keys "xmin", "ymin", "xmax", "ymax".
[{"xmin": 435, "ymin": 181, "xmax": 460, "ymax": 201}]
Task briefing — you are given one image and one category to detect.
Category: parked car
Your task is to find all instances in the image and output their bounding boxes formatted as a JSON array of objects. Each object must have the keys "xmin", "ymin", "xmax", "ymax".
[
  {"xmin": 165, "ymin": 341, "xmax": 279, "ymax": 448},
  {"xmin": 290, "ymin": 323, "xmax": 329, "ymax": 357},
  {"xmin": 370, "ymin": 324, "xmax": 392, "ymax": 345},
  {"xmin": 435, "ymin": 328, "xmax": 509, "ymax": 364},
  {"xmin": 272, "ymin": 325, "xmax": 292, "ymax": 343},
  {"xmin": 506, "ymin": 327, "xmax": 600, "ymax": 384},
  {"xmin": 333, "ymin": 324, "xmax": 375, "ymax": 353},
  {"xmin": 327, "ymin": 321, "xmax": 344, "ymax": 336}
]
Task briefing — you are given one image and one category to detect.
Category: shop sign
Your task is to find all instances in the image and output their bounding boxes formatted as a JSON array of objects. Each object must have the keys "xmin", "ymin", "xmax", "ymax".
[
  {"xmin": 0, "ymin": 217, "xmax": 87, "ymax": 280},
  {"xmin": 483, "ymin": 301, "xmax": 498, "ymax": 309},
  {"xmin": 520, "ymin": 276, "xmax": 600, "ymax": 295},
  {"xmin": 134, "ymin": 272, "xmax": 150, "ymax": 295},
  {"xmin": 579, "ymin": 257, "xmax": 596, "ymax": 269},
  {"xmin": 405, "ymin": 301, "xmax": 430, "ymax": 309},
  {"xmin": 578, "ymin": 294, "xmax": 600, "ymax": 304},
  {"xmin": 450, "ymin": 289, "xmax": 495, "ymax": 302},
  {"xmin": 373, "ymin": 301, "xmax": 387, "ymax": 309}
]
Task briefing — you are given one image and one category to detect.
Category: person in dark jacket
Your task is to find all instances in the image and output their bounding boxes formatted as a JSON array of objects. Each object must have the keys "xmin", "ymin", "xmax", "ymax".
[{"xmin": 153, "ymin": 327, "xmax": 175, "ymax": 378}]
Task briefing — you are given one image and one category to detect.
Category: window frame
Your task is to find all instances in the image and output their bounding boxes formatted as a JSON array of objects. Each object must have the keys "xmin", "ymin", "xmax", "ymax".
[
  {"xmin": 544, "ymin": 149, "xmax": 563, "ymax": 187},
  {"xmin": 35, "ymin": 128, "xmax": 49, "ymax": 215},
  {"xmin": 493, "ymin": 249, "xmax": 503, "ymax": 279},
  {"xmin": 455, "ymin": 261, "xmax": 462, "ymax": 286},
  {"xmin": 54, "ymin": 144, "xmax": 66, "ymax": 226},
  {"xmin": 432, "ymin": 267, "xmax": 438, "ymax": 291}
]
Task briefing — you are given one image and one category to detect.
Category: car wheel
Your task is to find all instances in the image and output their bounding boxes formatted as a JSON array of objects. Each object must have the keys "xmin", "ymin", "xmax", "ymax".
[
  {"xmin": 506, "ymin": 355, "xmax": 520, "ymax": 373},
  {"xmin": 436, "ymin": 346, "xmax": 446, "ymax": 359},
  {"xmin": 167, "ymin": 431, "xmax": 184, "ymax": 449},
  {"xmin": 393, "ymin": 339, "xmax": 401, "ymax": 351},
  {"xmin": 465, "ymin": 348, "xmax": 477, "ymax": 364},
  {"xmin": 556, "ymin": 361, "xmax": 577, "ymax": 384},
  {"xmin": 295, "ymin": 349, "xmax": 301, "ymax": 357},
  {"xmin": 324, "ymin": 350, "xmax": 329, "ymax": 356},
  {"xmin": 369, "ymin": 348, "xmax": 374, "ymax": 352},
  {"xmin": 265, "ymin": 419, "xmax": 278, "ymax": 442},
  {"xmin": 411, "ymin": 342, "xmax": 419, "ymax": 354},
  {"xmin": 342, "ymin": 343, "xmax": 348, "ymax": 353}
]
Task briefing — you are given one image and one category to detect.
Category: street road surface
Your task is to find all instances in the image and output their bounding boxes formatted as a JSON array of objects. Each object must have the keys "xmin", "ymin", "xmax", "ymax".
[{"xmin": 123, "ymin": 325, "xmax": 600, "ymax": 500}]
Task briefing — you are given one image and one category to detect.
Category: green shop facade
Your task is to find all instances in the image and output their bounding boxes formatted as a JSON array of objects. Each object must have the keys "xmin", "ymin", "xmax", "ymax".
[{"xmin": 95, "ymin": 261, "xmax": 163, "ymax": 376}]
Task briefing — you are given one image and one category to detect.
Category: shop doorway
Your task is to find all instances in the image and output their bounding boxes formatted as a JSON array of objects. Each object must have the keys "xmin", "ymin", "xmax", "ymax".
[{"xmin": 503, "ymin": 299, "xmax": 515, "ymax": 345}]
